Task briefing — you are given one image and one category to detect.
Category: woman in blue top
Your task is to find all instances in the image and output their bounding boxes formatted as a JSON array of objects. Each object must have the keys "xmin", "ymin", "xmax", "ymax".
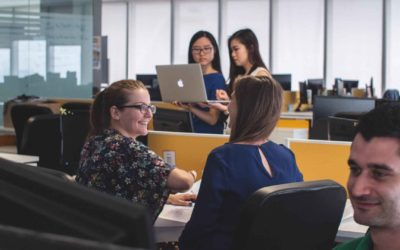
[
  {"xmin": 179, "ymin": 75, "xmax": 303, "ymax": 250},
  {"xmin": 179, "ymin": 31, "xmax": 226, "ymax": 134}
]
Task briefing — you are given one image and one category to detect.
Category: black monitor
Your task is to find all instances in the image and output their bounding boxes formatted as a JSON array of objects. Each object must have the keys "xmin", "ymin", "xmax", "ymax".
[
  {"xmin": 0, "ymin": 158, "xmax": 155, "ymax": 249},
  {"xmin": 335, "ymin": 78, "xmax": 359, "ymax": 94},
  {"xmin": 272, "ymin": 74, "xmax": 291, "ymax": 91},
  {"xmin": 343, "ymin": 80, "xmax": 359, "ymax": 94},
  {"xmin": 307, "ymin": 79, "xmax": 324, "ymax": 103},
  {"xmin": 375, "ymin": 98, "xmax": 400, "ymax": 108},
  {"xmin": 153, "ymin": 108, "xmax": 193, "ymax": 132},
  {"xmin": 310, "ymin": 96, "xmax": 375, "ymax": 140},
  {"xmin": 327, "ymin": 116, "xmax": 359, "ymax": 141},
  {"xmin": 136, "ymin": 74, "xmax": 161, "ymax": 101}
]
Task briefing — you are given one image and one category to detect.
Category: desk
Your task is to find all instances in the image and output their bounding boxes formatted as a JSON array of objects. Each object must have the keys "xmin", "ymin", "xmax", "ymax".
[
  {"xmin": 154, "ymin": 199, "xmax": 368, "ymax": 243},
  {"xmin": 0, "ymin": 126, "xmax": 16, "ymax": 146},
  {"xmin": 0, "ymin": 152, "xmax": 39, "ymax": 164}
]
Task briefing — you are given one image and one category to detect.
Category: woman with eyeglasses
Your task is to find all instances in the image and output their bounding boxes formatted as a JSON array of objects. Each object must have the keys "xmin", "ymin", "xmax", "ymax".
[
  {"xmin": 76, "ymin": 80, "xmax": 197, "ymax": 222},
  {"xmin": 179, "ymin": 76, "xmax": 303, "ymax": 250},
  {"xmin": 177, "ymin": 30, "xmax": 226, "ymax": 134}
]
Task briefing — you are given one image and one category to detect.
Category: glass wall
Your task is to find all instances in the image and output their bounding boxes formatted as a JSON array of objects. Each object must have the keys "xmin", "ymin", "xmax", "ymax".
[{"xmin": 0, "ymin": 0, "xmax": 93, "ymax": 125}]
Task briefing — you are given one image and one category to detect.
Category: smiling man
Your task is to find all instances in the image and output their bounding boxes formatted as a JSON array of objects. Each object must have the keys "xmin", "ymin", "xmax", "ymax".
[{"xmin": 334, "ymin": 104, "xmax": 400, "ymax": 250}]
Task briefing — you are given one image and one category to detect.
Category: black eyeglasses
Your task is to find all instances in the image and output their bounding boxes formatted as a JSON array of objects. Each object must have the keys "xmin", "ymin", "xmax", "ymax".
[
  {"xmin": 117, "ymin": 103, "xmax": 156, "ymax": 114},
  {"xmin": 192, "ymin": 46, "xmax": 213, "ymax": 55}
]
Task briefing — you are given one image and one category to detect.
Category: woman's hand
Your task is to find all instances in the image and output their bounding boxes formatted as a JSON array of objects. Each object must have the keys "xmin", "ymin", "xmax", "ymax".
[
  {"xmin": 167, "ymin": 193, "xmax": 197, "ymax": 206},
  {"xmin": 216, "ymin": 90, "xmax": 229, "ymax": 101}
]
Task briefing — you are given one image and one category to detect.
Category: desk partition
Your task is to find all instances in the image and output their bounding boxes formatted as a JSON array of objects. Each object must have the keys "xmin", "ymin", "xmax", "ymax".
[
  {"xmin": 148, "ymin": 131, "xmax": 228, "ymax": 179},
  {"xmin": 287, "ymin": 138, "xmax": 351, "ymax": 190}
]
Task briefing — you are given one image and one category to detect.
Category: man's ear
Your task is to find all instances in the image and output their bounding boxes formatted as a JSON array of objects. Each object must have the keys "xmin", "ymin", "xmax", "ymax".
[{"xmin": 110, "ymin": 106, "xmax": 120, "ymax": 120}]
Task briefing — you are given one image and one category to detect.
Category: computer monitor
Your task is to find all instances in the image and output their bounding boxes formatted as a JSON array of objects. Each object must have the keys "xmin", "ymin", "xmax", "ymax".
[
  {"xmin": 136, "ymin": 74, "xmax": 161, "ymax": 101},
  {"xmin": 0, "ymin": 158, "xmax": 155, "ymax": 249},
  {"xmin": 375, "ymin": 98, "xmax": 400, "ymax": 108},
  {"xmin": 307, "ymin": 79, "xmax": 324, "ymax": 103},
  {"xmin": 327, "ymin": 116, "xmax": 359, "ymax": 141},
  {"xmin": 153, "ymin": 108, "xmax": 193, "ymax": 132},
  {"xmin": 343, "ymin": 80, "xmax": 359, "ymax": 94},
  {"xmin": 272, "ymin": 74, "xmax": 291, "ymax": 91},
  {"xmin": 310, "ymin": 96, "xmax": 375, "ymax": 140}
]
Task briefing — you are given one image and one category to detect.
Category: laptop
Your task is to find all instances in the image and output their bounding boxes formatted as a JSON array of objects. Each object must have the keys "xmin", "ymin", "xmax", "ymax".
[{"xmin": 155, "ymin": 64, "xmax": 227, "ymax": 103}]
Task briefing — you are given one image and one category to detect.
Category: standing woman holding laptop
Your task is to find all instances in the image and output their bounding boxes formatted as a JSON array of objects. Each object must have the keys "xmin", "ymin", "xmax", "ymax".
[{"xmin": 178, "ymin": 31, "xmax": 227, "ymax": 134}]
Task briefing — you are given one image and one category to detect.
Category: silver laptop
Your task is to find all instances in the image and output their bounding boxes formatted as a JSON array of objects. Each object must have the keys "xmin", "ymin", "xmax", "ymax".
[{"xmin": 155, "ymin": 64, "xmax": 227, "ymax": 103}]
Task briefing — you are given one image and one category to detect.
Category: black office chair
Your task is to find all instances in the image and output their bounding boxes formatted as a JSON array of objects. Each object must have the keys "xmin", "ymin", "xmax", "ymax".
[
  {"xmin": 234, "ymin": 179, "xmax": 347, "ymax": 250},
  {"xmin": 11, "ymin": 104, "xmax": 53, "ymax": 153},
  {"xmin": 61, "ymin": 101, "xmax": 92, "ymax": 112},
  {"xmin": 60, "ymin": 102, "xmax": 91, "ymax": 175},
  {"xmin": 20, "ymin": 114, "xmax": 62, "ymax": 171}
]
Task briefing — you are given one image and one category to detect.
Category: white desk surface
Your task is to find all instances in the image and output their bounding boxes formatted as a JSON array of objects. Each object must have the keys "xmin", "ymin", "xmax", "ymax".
[
  {"xmin": 154, "ymin": 199, "xmax": 368, "ymax": 243},
  {"xmin": 0, "ymin": 152, "xmax": 39, "ymax": 164},
  {"xmin": 280, "ymin": 111, "xmax": 312, "ymax": 120}
]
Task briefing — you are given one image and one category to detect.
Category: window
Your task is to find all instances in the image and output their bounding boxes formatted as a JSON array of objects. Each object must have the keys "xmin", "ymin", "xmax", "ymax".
[
  {"xmin": 102, "ymin": 1, "xmax": 128, "ymax": 83},
  {"xmin": 271, "ymin": 0, "xmax": 324, "ymax": 90},
  {"xmin": 173, "ymin": 0, "xmax": 219, "ymax": 64},
  {"xmin": 129, "ymin": 0, "xmax": 171, "ymax": 76},
  {"xmin": 221, "ymin": 0, "xmax": 270, "ymax": 77},
  {"xmin": 327, "ymin": 0, "xmax": 382, "ymax": 96},
  {"xmin": 386, "ymin": 0, "xmax": 400, "ymax": 91}
]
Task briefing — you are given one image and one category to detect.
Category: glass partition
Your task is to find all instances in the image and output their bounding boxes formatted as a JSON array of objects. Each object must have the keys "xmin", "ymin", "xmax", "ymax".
[{"xmin": 0, "ymin": 0, "xmax": 93, "ymax": 126}]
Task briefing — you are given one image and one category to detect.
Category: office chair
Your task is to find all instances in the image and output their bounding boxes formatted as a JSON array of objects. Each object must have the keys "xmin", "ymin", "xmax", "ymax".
[
  {"xmin": 60, "ymin": 102, "xmax": 91, "ymax": 175},
  {"xmin": 61, "ymin": 101, "xmax": 92, "ymax": 112},
  {"xmin": 234, "ymin": 179, "xmax": 347, "ymax": 250},
  {"xmin": 11, "ymin": 104, "xmax": 53, "ymax": 153},
  {"xmin": 20, "ymin": 114, "xmax": 62, "ymax": 171}
]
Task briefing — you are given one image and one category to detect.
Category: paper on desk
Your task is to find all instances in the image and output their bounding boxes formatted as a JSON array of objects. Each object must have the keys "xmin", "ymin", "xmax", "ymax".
[
  {"xmin": 158, "ymin": 204, "xmax": 193, "ymax": 224},
  {"xmin": 188, "ymin": 180, "xmax": 201, "ymax": 195},
  {"xmin": 157, "ymin": 181, "xmax": 201, "ymax": 224}
]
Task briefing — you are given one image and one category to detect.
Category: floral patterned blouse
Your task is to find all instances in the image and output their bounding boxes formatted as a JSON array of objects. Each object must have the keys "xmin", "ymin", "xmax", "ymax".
[{"xmin": 76, "ymin": 128, "xmax": 174, "ymax": 221}]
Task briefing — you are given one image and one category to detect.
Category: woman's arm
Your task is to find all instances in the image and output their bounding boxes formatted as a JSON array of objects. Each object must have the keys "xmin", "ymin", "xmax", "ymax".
[
  {"xmin": 189, "ymin": 105, "xmax": 220, "ymax": 125},
  {"xmin": 167, "ymin": 168, "xmax": 197, "ymax": 193},
  {"xmin": 179, "ymin": 152, "xmax": 227, "ymax": 248}
]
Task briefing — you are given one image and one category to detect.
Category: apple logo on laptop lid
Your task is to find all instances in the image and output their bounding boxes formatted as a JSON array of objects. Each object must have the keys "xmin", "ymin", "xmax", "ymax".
[{"xmin": 177, "ymin": 79, "xmax": 184, "ymax": 88}]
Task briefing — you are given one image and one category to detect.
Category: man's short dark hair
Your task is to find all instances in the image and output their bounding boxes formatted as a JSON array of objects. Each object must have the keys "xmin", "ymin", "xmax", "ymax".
[{"xmin": 356, "ymin": 103, "xmax": 400, "ymax": 141}]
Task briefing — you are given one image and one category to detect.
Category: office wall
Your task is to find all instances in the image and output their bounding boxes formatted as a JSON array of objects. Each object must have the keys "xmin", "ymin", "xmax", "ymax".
[{"xmin": 103, "ymin": 0, "xmax": 400, "ymax": 97}]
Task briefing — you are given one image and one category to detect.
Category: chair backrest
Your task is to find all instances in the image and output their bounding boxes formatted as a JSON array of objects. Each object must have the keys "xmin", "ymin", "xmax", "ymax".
[
  {"xmin": 20, "ymin": 114, "xmax": 62, "ymax": 171},
  {"xmin": 61, "ymin": 102, "xmax": 92, "ymax": 112},
  {"xmin": 11, "ymin": 104, "xmax": 53, "ymax": 153},
  {"xmin": 234, "ymin": 179, "xmax": 347, "ymax": 250},
  {"xmin": 60, "ymin": 102, "xmax": 91, "ymax": 175}
]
